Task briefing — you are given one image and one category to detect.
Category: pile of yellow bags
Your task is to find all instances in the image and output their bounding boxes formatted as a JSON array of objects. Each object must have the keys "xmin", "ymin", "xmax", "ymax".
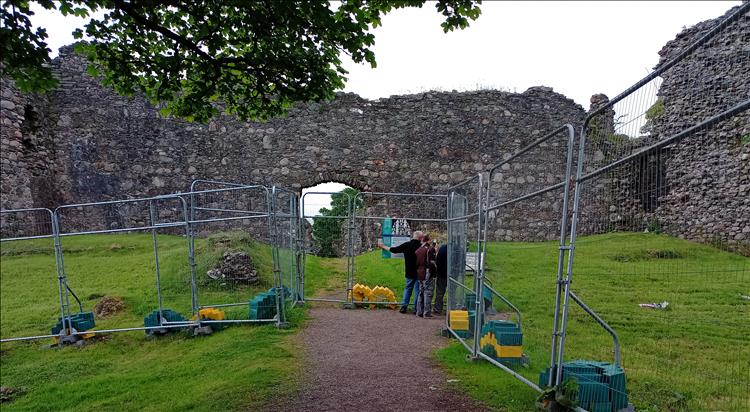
[{"xmin": 351, "ymin": 283, "xmax": 398, "ymax": 309}]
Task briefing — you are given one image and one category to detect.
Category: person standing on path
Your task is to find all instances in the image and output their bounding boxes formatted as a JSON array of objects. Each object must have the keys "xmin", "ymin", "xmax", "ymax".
[
  {"xmin": 378, "ymin": 230, "xmax": 423, "ymax": 314},
  {"xmin": 433, "ymin": 243, "xmax": 448, "ymax": 315},
  {"xmin": 415, "ymin": 234, "xmax": 437, "ymax": 318}
]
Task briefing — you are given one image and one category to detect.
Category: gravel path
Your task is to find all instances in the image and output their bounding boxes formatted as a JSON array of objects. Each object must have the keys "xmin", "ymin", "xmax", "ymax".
[{"xmin": 280, "ymin": 307, "xmax": 488, "ymax": 412}]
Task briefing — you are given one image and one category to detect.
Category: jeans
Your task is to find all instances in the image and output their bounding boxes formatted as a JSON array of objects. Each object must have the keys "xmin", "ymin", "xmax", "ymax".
[
  {"xmin": 417, "ymin": 276, "xmax": 435, "ymax": 316},
  {"xmin": 402, "ymin": 277, "xmax": 420, "ymax": 311},
  {"xmin": 433, "ymin": 276, "xmax": 447, "ymax": 313}
]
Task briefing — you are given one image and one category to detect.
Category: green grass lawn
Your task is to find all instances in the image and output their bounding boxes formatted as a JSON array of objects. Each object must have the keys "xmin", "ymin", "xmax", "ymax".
[
  {"xmin": 2, "ymin": 232, "xmax": 748, "ymax": 411},
  {"xmin": 1, "ymin": 232, "xmax": 302, "ymax": 410},
  {"xmin": 436, "ymin": 233, "xmax": 749, "ymax": 412}
]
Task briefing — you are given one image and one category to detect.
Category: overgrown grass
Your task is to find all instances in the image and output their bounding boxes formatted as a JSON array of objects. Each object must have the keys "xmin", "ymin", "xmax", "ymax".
[
  {"xmin": 436, "ymin": 232, "xmax": 749, "ymax": 412},
  {"xmin": 0, "ymin": 232, "xmax": 302, "ymax": 410},
  {"xmin": 2, "ymin": 232, "xmax": 748, "ymax": 411}
]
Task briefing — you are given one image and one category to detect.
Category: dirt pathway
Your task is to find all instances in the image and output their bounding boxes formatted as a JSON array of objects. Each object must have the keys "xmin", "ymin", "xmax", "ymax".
[{"xmin": 280, "ymin": 307, "xmax": 488, "ymax": 412}]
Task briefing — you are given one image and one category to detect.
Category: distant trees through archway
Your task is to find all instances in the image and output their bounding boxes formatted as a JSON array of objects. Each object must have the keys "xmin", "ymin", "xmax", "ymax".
[{"xmin": 302, "ymin": 182, "xmax": 361, "ymax": 257}]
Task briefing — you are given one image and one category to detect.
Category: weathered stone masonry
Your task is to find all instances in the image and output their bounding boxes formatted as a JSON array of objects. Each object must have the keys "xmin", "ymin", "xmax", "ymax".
[
  {"xmin": 588, "ymin": 5, "xmax": 749, "ymax": 251},
  {"xmin": 1, "ymin": 5, "xmax": 747, "ymax": 248},
  {"xmin": 1, "ymin": 47, "xmax": 586, "ymax": 238}
]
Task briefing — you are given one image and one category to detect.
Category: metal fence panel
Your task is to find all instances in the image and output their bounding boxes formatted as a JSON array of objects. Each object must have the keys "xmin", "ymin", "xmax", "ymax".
[
  {"xmin": 560, "ymin": 4, "xmax": 750, "ymax": 410},
  {"xmin": 446, "ymin": 175, "xmax": 483, "ymax": 353},
  {"xmin": 0, "ymin": 208, "xmax": 65, "ymax": 342},
  {"xmin": 186, "ymin": 184, "xmax": 279, "ymax": 326},
  {"xmin": 300, "ymin": 191, "xmax": 353, "ymax": 304},
  {"xmin": 477, "ymin": 125, "xmax": 576, "ymax": 393},
  {"xmin": 54, "ymin": 195, "xmax": 194, "ymax": 337}
]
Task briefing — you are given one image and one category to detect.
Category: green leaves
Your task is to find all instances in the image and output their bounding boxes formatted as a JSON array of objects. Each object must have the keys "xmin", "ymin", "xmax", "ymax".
[
  {"xmin": 1, "ymin": 0, "xmax": 482, "ymax": 122},
  {"xmin": 312, "ymin": 187, "xmax": 361, "ymax": 257}
]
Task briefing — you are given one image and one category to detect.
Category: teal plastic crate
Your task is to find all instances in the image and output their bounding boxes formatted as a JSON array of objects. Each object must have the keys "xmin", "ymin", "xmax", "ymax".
[
  {"xmin": 563, "ymin": 371, "xmax": 605, "ymax": 384},
  {"xmin": 539, "ymin": 368, "xmax": 552, "ymax": 388},
  {"xmin": 482, "ymin": 320, "xmax": 523, "ymax": 346},
  {"xmin": 603, "ymin": 367, "xmax": 628, "ymax": 410},
  {"xmin": 464, "ymin": 289, "xmax": 494, "ymax": 310},
  {"xmin": 591, "ymin": 402, "xmax": 613, "ymax": 412},
  {"xmin": 577, "ymin": 381, "xmax": 610, "ymax": 404},
  {"xmin": 143, "ymin": 309, "xmax": 186, "ymax": 329},
  {"xmin": 483, "ymin": 320, "xmax": 521, "ymax": 333},
  {"xmin": 249, "ymin": 291, "xmax": 278, "ymax": 320},
  {"xmin": 452, "ymin": 329, "xmax": 471, "ymax": 339},
  {"xmin": 51, "ymin": 311, "xmax": 96, "ymax": 334},
  {"xmin": 538, "ymin": 360, "xmax": 628, "ymax": 412}
]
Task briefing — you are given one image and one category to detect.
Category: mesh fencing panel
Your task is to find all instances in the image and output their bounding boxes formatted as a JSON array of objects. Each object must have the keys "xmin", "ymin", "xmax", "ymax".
[
  {"xmin": 480, "ymin": 125, "xmax": 576, "ymax": 388},
  {"xmin": 187, "ymin": 185, "xmax": 278, "ymax": 323},
  {"xmin": 446, "ymin": 175, "xmax": 483, "ymax": 351},
  {"xmin": 563, "ymin": 5, "xmax": 749, "ymax": 409},
  {"xmin": 55, "ymin": 196, "xmax": 192, "ymax": 332},
  {"xmin": 0, "ymin": 209, "xmax": 62, "ymax": 341}
]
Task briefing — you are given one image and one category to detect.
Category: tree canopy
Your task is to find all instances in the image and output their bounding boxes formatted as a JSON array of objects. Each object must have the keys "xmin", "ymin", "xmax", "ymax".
[
  {"xmin": 312, "ymin": 187, "xmax": 361, "ymax": 257},
  {"xmin": 1, "ymin": 0, "xmax": 481, "ymax": 122}
]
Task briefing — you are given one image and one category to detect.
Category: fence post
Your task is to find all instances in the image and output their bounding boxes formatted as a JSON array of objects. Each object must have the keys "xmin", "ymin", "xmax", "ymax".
[{"xmin": 471, "ymin": 173, "xmax": 484, "ymax": 359}]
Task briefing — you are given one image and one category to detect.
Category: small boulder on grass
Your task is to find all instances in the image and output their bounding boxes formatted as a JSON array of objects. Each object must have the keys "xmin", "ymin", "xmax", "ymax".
[
  {"xmin": 0, "ymin": 386, "xmax": 23, "ymax": 403},
  {"xmin": 93, "ymin": 296, "xmax": 126, "ymax": 318}
]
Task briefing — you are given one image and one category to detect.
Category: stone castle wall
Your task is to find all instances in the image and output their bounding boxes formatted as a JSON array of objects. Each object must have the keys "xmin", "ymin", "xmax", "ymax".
[
  {"xmin": 591, "ymin": 5, "xmax": 749, "ymax": 252},
  {"xmin": 652, "ymin": 5, "xmax": 749, "ymax": 249},
  {"xmin": 1, "ymin": 4, "xmax": 747, "ymax": 249},
  {"xmin": 1, "ymin": 47, "xmax": 586, "ymax": 241}
]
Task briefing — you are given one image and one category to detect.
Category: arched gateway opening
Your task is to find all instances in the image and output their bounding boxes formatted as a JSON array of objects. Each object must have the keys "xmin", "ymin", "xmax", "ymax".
[{"xmin": 299, "ymin": 180, "xmax": 450, "ymax": 310}]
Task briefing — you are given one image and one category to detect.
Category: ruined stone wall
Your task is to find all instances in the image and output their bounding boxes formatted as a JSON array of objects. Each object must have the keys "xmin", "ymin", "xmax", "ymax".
[
  {"xmin": 652, "ymin": 5, "xmax": 749, "ymax": 250},
  {"xmin": 1, "ymin": 4, "xmax": 747, "ymax": 248},
  {"xmin": 0, "ymin": 81, "xmax": 56, "ymax": 210},
  {"xmin": 1, "ymin": 46, "xmax": 585, "ymax": 241},
  {"xmin": 599, "ymin": 5, "xmax": 749, "ymax": 253}
]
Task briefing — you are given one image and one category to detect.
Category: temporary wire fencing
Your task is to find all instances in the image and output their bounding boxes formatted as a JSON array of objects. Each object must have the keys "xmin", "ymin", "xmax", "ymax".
[
  {"xmin": 0, "ymin": 179, "xmax": 302, "ymax": 343},
  {"xmin": 556, "ymin": 4, "xmax": 749, "ymax": 410},
  {"xmin": 0, "ymin": 209, "xmax": 64, "ymax": 341},
  {"xmin": 55, "ymin": 195, "xmax": 193, "ymax": 339},
  {"xmin": 352, "ymin": 191, "xmax": 448, "ymax": 308},
  {"xmin": 186, "ymin": 183, "xmax": 281, "ymax": 326},
  {"xmin": 300, "ymin": 190, "xmax": 354, "ymax": 304},
  {"xmin": 270, "ymin": 186, "xmax": 302, "ymax": 323},
  {"xmin": 445, "ymin": 174, "xmax": 484, "ymax": 353},
  {"xmin": 477, "ymin": 124, "xmax": 577, "ymax": 393},
  {"xmin": 436, "ymin": 5, "xmax": 749, "ymax": 411}
]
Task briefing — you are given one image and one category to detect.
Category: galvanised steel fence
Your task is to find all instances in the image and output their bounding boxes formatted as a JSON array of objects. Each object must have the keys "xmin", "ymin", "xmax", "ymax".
[
  {"xmin": 54, "ymin": 194, "xmax": 194, "ymax": 340},
  {"xmin": 0, "ymin": 208, "xmax": 67, "ymax": 342},
  {"xmin": 445, "ymin": 174, "xmax": 484, "ymax": 353},
  {"xmin": 300, "ymin": 190, "xmax": 354, "ymax": 304},
  {"xmin": 558, "ymin": 3, "xmax": 749, "ymax": 409},
  {"xmin": 477, "ymin": 124, "xmax": 579, "ymax": 393},
  {"xmin": 438, "ymin": 5, "xmax": 749, "ymax": 410},
  {"xmin": 184, "ymin": 183, "xmax": 281, "ymax": 327},
  {"xmin": 351, "ymin": 191, "xmax": 448, "ymax": 308},
  {"xmin": 0, "ymin": 180, "xmax": 301, "ymax": 343}
]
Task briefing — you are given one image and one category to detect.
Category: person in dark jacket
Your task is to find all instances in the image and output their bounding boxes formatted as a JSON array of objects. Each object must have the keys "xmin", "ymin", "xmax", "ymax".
[
  {"xmin": 432, "ymin": 243, "xmax": 448, "ymax": 315},
  {"xmin": 378, "ymin": 230, "xmax": 423, "ymax": 313},
  {"xmin": 415, "ymin": 234, "xmax": 437, "ymax": 318}
]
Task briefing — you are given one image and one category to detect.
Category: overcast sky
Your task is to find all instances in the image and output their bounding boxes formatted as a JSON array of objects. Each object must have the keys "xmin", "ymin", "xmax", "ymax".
[{"xmin": 28, "ymin": 1, "xmax": 739, "ymax": 213}]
